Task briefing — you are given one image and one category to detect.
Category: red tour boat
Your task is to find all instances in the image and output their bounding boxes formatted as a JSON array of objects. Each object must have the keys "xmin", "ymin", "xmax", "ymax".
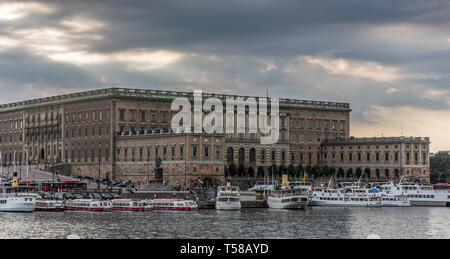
[
  {"xmin": 65, "ymin": 199, "xmax": 113, "ymax": 212},
  {"xmin": 150, "ymin": 199, "xmax": 199, "ymax": 211},
  {"xmin": 112, "ymin": 199, "xmax": 151, "ymax": 211}
]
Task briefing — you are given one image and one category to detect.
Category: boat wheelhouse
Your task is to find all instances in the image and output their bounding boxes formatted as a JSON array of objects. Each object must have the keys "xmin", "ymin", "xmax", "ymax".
[
  {"xmin": 112, "ymin": 199, "xmax": 151, "ymax": 211},
  {"xmin": 65, "ymin": 199, "xmax": 113, "ymax": 211},
  {"xmin": 216, "ymin": 186, "xmax": 241, "ymax": 211},
  {"xmin": 150, "ymin": 199, "xmax": 198, "ymax": 211}
]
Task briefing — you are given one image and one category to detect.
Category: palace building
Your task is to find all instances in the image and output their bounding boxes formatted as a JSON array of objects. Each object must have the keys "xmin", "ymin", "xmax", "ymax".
[
  {"xmin": 0, "ymin": 87, "xmax": 429, "ymax": 186},
  {"xmin": 321, "ymin": 137, "xmax": 430, "ymax": 183}
]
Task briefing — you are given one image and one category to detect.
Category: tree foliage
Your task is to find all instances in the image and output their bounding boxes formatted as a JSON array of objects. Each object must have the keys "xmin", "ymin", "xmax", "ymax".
[
  {"xmin": 430, "ymin": 152, "xmax": 450, "ymax": 183},
  {"xmin": 257, "ymin": 166, "xmax": 265, "ymax": 177},
  {"xmin": 228, "ymin": 163, "xmax": 237, "ymax": 177},
  {"xmin": 237, "ymin": 163, "xmax": 246, "ymax": 177}
]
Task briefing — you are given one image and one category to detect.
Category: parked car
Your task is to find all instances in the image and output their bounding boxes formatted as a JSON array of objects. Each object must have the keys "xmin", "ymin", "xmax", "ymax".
[
  {"xmin": 52, "ymin": 193, "xmax": 64, "ymax": 200},
  {"xmin": 111, "ymin": 180, "xmax": 121, "ymax": 186},
  {"xmin": 73, "ymin": 193, "xmax": 83, "ymax": 199},
  {"xmin": 63, "ymin": 193, "xmax": 74, "ymax": 200},
  {"xmin": 39, "ymin": 192, "xmax": 52, "ymax": 199},
  {"xmin": 118, "ymin": 181, "xmax": 130, "ymax": 188},
  {"xmin": 111, "ymin": 193, "xmax": 121, "ymax": 199},
  {"xmin": 89, "ymin": 193, "xmax": 102, "ymax": 200},
  {"xmin": 101, "ymin": 193, "xmax": 112, "ymax": 200}
]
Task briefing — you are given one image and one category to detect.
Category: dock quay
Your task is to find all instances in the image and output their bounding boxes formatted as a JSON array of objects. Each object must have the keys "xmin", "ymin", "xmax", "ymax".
[{"xmin": 123, "ymin": 191, "xmax": 195, "ymax": 200}]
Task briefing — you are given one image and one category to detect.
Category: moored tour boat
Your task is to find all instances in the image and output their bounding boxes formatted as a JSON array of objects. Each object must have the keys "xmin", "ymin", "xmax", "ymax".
[
  {"xmin": 0, "ymin": 186, "xmax": 37, "ymax": 213},
  {"xmin": 35, "ymin": 199, "xmax": 65, "ymax": 212},
  {"xmin": 311, "ymin": 187, "xmax": 382, "ymax": 207},
  {"xmin": 266, "ymin": 188, "xmax": 309, "ymax": 209},
  {"xmin": 381, "ymin": 182, "xmax": 449, "ymax": 207},
  {"xmin": 150, "ymin": 199, "xmax": 198, "ymax": 211},
  {"xmin": 65, "ymin": 199, "xmax": 113, "ymax": 211},
  {"xmin": 112, "ymin": 199, "xmax": 151, "ymax": 211}
]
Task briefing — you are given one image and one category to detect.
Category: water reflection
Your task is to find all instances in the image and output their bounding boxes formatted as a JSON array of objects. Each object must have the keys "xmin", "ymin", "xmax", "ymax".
[{"xmin": 0, "ymin": 207, "xmax": 448, "ymax": 239}]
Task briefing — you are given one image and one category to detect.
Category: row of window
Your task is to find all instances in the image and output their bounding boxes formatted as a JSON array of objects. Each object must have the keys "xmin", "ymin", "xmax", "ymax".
[
  {"xmin": 64, "ymin": 149, "xmax": 110, "ymax": 163},
  {"xmin": 226, "ymin": 149, "xmax": 428, "ymax": 164},
  {"xmin": 119, "ymin": 109, "xmax": 168, "ymax": 123},
  {"xmin": 65, "ymin": 109, "xmax": 110, "ymax": 124},
  {"xmin": 65, "ymin": 126, "xmax": 110, "ymax": 138},
  {"xmin": 281, "ymin": 118, "xmax": 346, "ymax": 131},
  {"xmin": 0, "ymin": 119, "xmax": 23, "ymax": 132},
  {"xmin": 226, "ymin": 132, "xmax": 347, "ymax": 143},
  {"xmin": 116, "ymin": 145, "xmax": 222, "ymax": 162}
]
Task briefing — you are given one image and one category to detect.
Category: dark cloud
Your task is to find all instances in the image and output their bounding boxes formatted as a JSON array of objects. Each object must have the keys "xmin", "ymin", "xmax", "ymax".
[{"xmin": 0, "ymin": 0, "xmax": 449, "ymax": 133}]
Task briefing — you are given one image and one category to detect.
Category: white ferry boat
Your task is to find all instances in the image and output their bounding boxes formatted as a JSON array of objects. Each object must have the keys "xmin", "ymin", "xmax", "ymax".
[
  {"xmin": 216, "ymin": 185, "xmax": 241, "ymax": 211},
  {"xmin": 65, "ymin": 199, "xmax": 113, "ymax": 211},
  {"xmin": 266, "ymin": 188, "xmax": 308, "ymax": 209},
  {"xmin": 0, "ymin": 172, "xmax": 37, "ymax": 212},
  {"xmin": 35, "ymin": 199, "xmax": 65, "ymax": 212},
  {"xmin": 0, "ymin": 185, "xmax": 37, "ymax": 213},
  {"xmin": 150, "ymin": 199, "xmax": 198, "ymax": 211},
  {"xmin": 0, "ymin": 179, "xmax": 37, "ymax": 212},
  {"xmin": 381, "ymin": 182, "xmax": 449, "ymax": 207},
  {"xmin": 112, "ymin": 199, "xmax": 151, "ymax": 211},
  {"xmin": 311, "ymin": 187, "xmax": 382, "ymax": 207}
]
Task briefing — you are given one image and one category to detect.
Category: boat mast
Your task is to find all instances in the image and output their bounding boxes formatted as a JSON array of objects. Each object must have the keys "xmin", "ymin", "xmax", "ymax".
[{"xmin": 0, "ymin": 151, "xmax": 2, "ymax": 179}]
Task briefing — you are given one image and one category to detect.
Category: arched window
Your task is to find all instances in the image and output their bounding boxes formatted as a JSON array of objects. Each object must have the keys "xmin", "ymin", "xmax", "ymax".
[
  {"xmin": 261, "ymin": 150, "xmax": 265, "ymax": 164},
  {"xmin": 249, "ymin": 148, "xmax": 256, "ymax": 164},
  {"xmin": 394, "ymin": 169, "xmax": 399, "ymax": 178}
]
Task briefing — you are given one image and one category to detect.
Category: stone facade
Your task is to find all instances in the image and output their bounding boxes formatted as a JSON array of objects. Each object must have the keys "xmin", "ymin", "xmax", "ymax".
[
  {"xmin": 114, "ymin": 133, "xmax": 225, "ymax": 188},
  {"xmin": 321, "ymin": 137, "xmax": 431, "ymax": 183},
  {"xmin": 0, "ymin": 87, "xmax": 430, "ymax": 186}
]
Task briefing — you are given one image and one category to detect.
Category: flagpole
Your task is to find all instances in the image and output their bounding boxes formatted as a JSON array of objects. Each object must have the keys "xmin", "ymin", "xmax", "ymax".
[
  {"xmin": 26, "ymin": 151, "xmax": 29, "ymax": 181},
  {"xmin": 0, "ymin": 151, "xmax": 2, "ymax": 178}
]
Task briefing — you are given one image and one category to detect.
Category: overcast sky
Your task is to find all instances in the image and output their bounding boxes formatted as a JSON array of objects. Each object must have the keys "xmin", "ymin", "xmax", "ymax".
[{"xmin": 0, "ymin": 0, "xmax": 449, "ymax": 151}]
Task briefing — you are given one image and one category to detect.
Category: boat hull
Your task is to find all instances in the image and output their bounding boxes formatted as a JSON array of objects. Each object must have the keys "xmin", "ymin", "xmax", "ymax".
[
  {"xmin": 216, "ymin": 202, "xmax": 241, "ymax": 211},
  {"xmin": 267, "ymin": 201, "xmax": 307, "ymax": 209},
  {"xmin": 267, "ymin": 196, "xmax": 308, "ymax": 210},
  {"xmin": 409, "ymin": 200, "xmax": 448, "ymax": 207},
  {"xmin": 65, "ymin": 206, "xmax": 112, "ymax": 212},
  {"xmin": 151, "ymin": 206, "xmax": 197, "ymax": 211},
  {"xmin": 311, "ymin": 200, "xmax": 382, "ymax": 207},
  {"xmin": 35, "ymin": 208, "xmax": 65, "ymax": 212},
  {"xmin": 112, "ymin": 206, "xmax": 147, "ymax": 211}
]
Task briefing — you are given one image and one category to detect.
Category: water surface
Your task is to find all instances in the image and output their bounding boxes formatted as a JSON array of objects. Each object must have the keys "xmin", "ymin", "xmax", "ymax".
[{"xmin": 0, "ymin": 207, "xmax": 448, "ymax": 239}]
